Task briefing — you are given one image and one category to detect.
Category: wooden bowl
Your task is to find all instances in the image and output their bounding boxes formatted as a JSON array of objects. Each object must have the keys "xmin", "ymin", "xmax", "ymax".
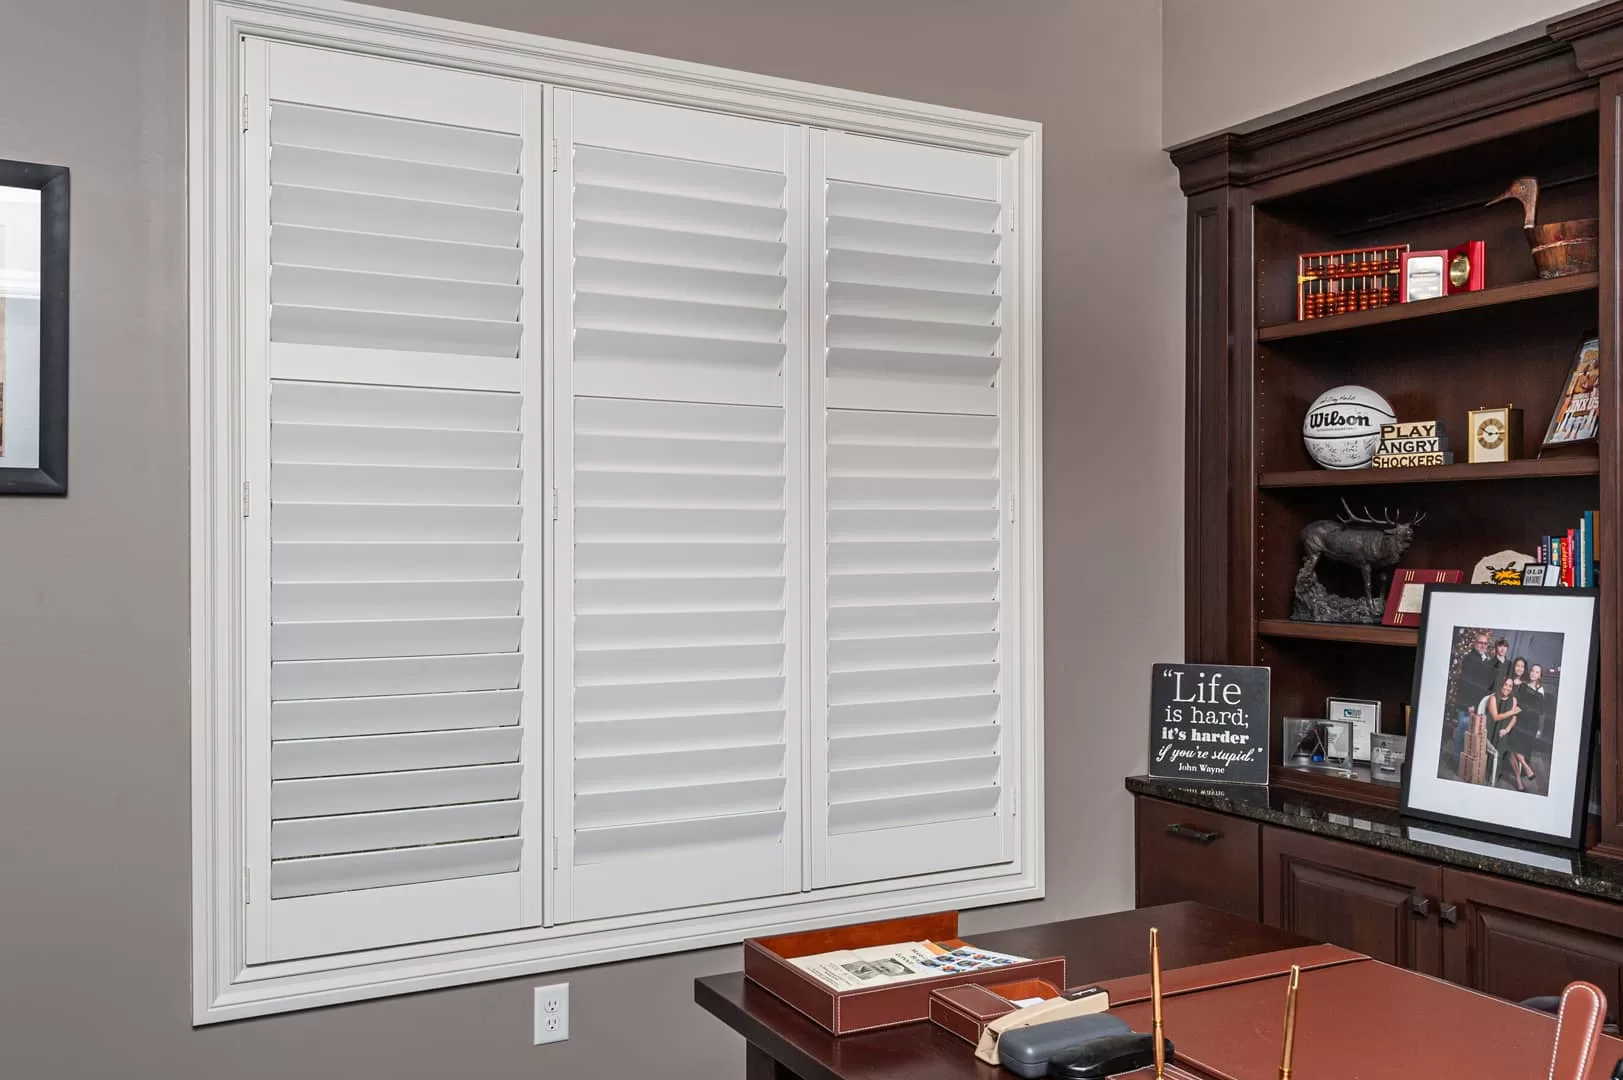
[
  {"xmin": 1531, "ymin": 235, "xmax": 1599, "ymax": 278},
  {"xmin": 1530, "ymin": 217, "xmax": 1598, "ymax": 245}
]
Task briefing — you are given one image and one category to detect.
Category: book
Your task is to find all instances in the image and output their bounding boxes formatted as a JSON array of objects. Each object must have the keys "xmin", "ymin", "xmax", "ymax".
[
  {"xmin": 1371, "ymin": 451, "xmax": 1453, "ymax": 468},
  {"xmin": 1583, "ymin": 510, "xmax": 1596, "ymax": 588}
]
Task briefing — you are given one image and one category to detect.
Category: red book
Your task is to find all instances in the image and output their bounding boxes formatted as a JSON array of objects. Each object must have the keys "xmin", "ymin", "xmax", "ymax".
[
  {"xmin": 1382, "ymin": 569, "xmax": 1464, "ymax": 626},
  {"xmin": 1566, "ymin": 530, "xmax": 1577, "ymax": 586}
]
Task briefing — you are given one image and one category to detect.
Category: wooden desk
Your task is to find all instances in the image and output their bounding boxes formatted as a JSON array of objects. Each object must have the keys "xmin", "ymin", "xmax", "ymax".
[{"xmin": 693, "ymin": 902, "xmax": 1308, "ymax": 1080}]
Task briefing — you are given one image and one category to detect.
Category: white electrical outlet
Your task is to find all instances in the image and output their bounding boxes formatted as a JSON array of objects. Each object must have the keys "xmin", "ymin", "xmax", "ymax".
[{"xmin": 533, "ymin": 983, "xmax": 569, "ymax": 1045}]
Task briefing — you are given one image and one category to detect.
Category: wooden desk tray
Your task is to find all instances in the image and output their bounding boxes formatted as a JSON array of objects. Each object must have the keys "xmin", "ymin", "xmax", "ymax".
[{"xmin": 744, "ymin": 912, "xmax": 1067, "ymax": 1035}]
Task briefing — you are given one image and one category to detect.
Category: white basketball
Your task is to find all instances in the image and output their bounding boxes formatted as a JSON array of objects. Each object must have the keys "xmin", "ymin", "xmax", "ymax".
[{"xmin": 1302, "ymin": 385, "xmax": 1396, "ymax": 469}]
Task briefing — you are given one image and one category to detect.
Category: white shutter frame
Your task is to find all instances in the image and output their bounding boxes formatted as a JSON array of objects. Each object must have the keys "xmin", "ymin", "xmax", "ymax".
[
  {"xmin": 550, "ymin": 90, "xmax": 806, "ymax": 923},
  {"xmin": 242, "ymin": 40, "xmax": 545, "ymax": 964},
  {"xmin": 809, "ymin": 130, "xmax": 1019, "ymax": 889}
]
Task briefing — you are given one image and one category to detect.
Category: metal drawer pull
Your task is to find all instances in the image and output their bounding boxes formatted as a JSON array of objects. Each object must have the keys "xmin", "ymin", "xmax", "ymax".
[
  {"xmin": 1165, "ymin": 823, "xmax": 1220, "ymax": 844},
  {"xmin": 1409, "ymin": 895, "xmax": 1432, "ymax": 918},
  {"xmin": 1438, "ymin": 902, "xmax": 1460, "ymax": 925}
]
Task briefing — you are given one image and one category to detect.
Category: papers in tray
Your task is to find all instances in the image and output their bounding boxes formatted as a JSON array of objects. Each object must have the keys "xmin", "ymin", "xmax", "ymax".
[{"xmin": 788, "ymin": 940, "xmax": 1031, "ymax": 991}]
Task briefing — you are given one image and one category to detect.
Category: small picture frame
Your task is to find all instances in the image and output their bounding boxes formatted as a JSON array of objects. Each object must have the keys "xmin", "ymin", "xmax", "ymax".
[
  {"xmin": 1282, "ymin": 716, "xmax": 1355, "ymax": 776},
  {"xmin": 1382, "ymin": 569, "xmax": 1464, "ymax": 627},
  {"xmin": 1522, "ymin": 564, "xmax": 1548, "ymax": 588},
  {"xmin": 1401, "ymin": 249, "xmax": 1448, "ymax": 301},
  {"xmin": 0, "ymin": 158, "xmax": 69, "ymax": 495},
  {"xmin": 1370, "ymin": 733, "xmax": 1408, "ymax": 781},
  {"xmin": 1326, "ymin": 697, "xmax": 1380, "ymax": 762}
]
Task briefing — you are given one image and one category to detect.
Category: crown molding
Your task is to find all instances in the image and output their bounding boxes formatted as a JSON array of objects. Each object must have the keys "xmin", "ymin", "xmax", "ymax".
[
  {"xmin": 1170, "ymin": 33, "xmax": 1591, "ymax": 195},
  {"xmin": 1551, "ymin": 1, "xmax": 1623, "ymax": 76}
]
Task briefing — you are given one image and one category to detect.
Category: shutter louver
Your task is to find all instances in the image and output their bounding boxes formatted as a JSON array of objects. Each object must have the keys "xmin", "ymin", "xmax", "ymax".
[
  {"xmin": 247, "ymin": 42, "xmax": 540, "ymax": 962},
  {"xmin": 554, "ymin": 92, "xmax": 803, "ymax": 921},
  {"xmin": 811, "ymin": 132, "xmax": 1014, "ymax": 887}
]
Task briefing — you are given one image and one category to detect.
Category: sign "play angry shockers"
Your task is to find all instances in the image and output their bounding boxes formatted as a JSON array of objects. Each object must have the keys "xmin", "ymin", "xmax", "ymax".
[{"xmin": 1148, "ymin": 663, "xmax": 1271, "ymax": 785}]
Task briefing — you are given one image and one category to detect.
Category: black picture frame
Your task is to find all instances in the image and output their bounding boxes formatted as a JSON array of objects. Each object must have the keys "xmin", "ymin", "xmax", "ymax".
[
  {"xmin": 1398, "ymin": 584, "xmax": 1600, "ymax": 849},
  {"xmin": 0, "ymin": 158, "xmax": 69, "ymax": 495}
]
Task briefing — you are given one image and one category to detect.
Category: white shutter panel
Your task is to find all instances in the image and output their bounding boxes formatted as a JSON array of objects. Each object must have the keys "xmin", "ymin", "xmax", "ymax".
[
  {"xmin": 243, "ymin": 41, "xmax": 542, "ymax": 962},
  {"xmin": 552, "ymin": 91, "xmax": 803, "ymax": 921},
  {"xmin": 810, "ymin": 131, "xmax": 1015, "ymax": 887}
]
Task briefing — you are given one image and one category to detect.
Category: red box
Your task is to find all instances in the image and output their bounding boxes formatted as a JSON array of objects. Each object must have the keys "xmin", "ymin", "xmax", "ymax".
[
  {"xmin": 1401, "ymin": 241, "xmax": 1486, "ymax": 302},
  {"xmin": 743, "ymin": 912, "xmax": 1067, "ymax": 1035}
]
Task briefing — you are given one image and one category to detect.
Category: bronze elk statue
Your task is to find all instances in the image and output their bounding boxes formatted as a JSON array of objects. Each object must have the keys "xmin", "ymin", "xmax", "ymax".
[{"xmin": 1296, "ymin": 500, "xmax": 1424, "ymax": 622}]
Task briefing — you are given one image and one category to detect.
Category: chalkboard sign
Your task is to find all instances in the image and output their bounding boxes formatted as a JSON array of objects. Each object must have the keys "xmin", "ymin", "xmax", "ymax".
[{"xmin": 1148, "ymin": 663, "xmax": 1271, "ymax": 785}]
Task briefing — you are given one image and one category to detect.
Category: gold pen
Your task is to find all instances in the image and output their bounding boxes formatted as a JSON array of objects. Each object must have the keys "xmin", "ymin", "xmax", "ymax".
[
  {"xmin": 1150, "ymin": 927, "xmax": 1165, "ymax": 1080},
  {"xmin": 1278, "ymin": 964, "xmax": 1301, "ymax": 1080}
]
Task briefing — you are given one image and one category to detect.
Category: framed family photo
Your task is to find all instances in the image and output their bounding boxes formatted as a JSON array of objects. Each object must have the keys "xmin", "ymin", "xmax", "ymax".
[
  {"xmin": 0, "ymin": 158, "xmax": 68, "ymax": 495},
  {"xmin": 1399, "ymin": 585, "xmax": 1599, "ymax": 848}
]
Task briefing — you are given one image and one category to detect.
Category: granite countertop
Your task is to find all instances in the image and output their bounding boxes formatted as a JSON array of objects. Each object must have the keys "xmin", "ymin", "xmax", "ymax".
[{"xmin": 1125, "ymin": 774, "xmax": 1623, "ymax": 903}]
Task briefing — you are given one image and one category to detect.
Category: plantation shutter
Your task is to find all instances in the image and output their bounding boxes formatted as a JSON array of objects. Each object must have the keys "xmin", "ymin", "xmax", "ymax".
[
  {"xmin": 809, "ymin": 131, "xmax": 1017, "ymax": 887},
  {"xmin": 242, "ymin": 41, "xmax": 543, "ymax": 962},
  {"xmin": 551, "ymin": 90, "xmax": 804, "ymax": 922}
]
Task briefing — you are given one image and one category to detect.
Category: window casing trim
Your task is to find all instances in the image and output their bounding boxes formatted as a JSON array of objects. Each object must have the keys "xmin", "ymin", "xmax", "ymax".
[{"xmin": 191, "ymin": 0, "xmax": 1044, "ymax": 1025}]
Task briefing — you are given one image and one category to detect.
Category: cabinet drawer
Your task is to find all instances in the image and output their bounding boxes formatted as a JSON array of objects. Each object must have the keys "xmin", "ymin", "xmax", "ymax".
[{"xmin": 1134, "ymin": 796, "xmax": 1260, "ymax": 920}]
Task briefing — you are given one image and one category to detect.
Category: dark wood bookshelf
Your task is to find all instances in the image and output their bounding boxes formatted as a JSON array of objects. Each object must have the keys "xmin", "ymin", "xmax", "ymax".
[
  {"xmin": 1173, "ymin": 22, "xmax": 1621, "ymax": 839},
  {"xmin": 1256, "ymin": 618, "xmax": 1418, "ymax": 647},
  {"xmin": 1257, "ymin": 272, "xmax": 1599, "ymax": 341},
  {"xmin": 1258, "ymin": 457, "xmax": 1601, "ymax": 489}
]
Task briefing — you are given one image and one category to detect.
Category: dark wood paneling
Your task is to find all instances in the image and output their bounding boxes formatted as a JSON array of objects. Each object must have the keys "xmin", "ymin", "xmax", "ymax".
[
  {"xmin": 1135, "ymin": 796, "xmax": 1261, "ymax": 920},
  {"xmin": 1187, "ymin": 190, "xmax": 1232, "ymax": 662},
  {"xmin": 1595, "ymin": 73, "xmax": 1623, "ymax": 852},
  {"xmin": 1262, "ymin": 827, "xmax": 1443, "ymax": 974},
  {"xmin": 1442, "ymin": 868, "xmax": 1623, "ymax": 1024}
]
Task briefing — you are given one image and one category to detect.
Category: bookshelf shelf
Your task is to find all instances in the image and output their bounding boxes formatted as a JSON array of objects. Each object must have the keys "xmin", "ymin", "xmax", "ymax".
[
  {"xmin": 1257, "ymin": 273, "xmax": 1599, "ymax": 341},
  {"xmin": 1270, "ymin": 766, "xmax": 1402, "ymax": 808},
  {"xmin": 1256, "ymin": 619, "xmax": 1418, "ymax": 647},
  {"xmin": 1258, "ymin": 458, "xmax": 1601, "ymax": 489}
]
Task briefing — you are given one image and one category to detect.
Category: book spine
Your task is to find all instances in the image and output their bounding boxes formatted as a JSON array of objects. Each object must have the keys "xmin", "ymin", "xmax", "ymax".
[
  {"xmin": 1585, "ymin": 510, "xmax": 1597, "ymax": 587},
  {"xmin": 1566, "ymin": 529, "xmax": 1577, "ymax": 587},
  {"xmin": 1579, "ymin": 514, "xmax": 1589, "ymax": 588}
]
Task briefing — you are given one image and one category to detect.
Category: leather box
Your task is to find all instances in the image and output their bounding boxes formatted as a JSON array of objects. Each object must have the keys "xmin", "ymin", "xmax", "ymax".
[
  {"xmin": 928, "ymin": 978, "xmax": 1063, "ymax": 1044},
  {"xmin": 744, "ymin": 912, "xmax": 1067, "ymax": 1036}
]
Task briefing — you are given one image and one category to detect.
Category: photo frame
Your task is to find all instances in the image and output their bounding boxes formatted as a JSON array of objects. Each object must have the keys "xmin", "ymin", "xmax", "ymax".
[
  {"xmin": 1282, "ymin": 716, "xmax": 1354, "ymax": 776},
  {"xmin": 1399, "ymin": 585, "xmax": 1599, "ymax": 848},
  {"xmin": 0, "ymin": 158, "xmax": 68, "ymax": 495},
  {"xmin": 1326, "ymin": 696, "xmax": 1379, "ymax": 762}
]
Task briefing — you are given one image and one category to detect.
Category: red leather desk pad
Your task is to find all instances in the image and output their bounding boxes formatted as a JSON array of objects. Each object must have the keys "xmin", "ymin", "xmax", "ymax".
[
  {"xmin": 1110, "ymin": 959, "xmax": 1623, "ymax": 1080},
  {"xmin": 1094, "ymin": 943, "xmax": 1363, "ymax": 1007}
]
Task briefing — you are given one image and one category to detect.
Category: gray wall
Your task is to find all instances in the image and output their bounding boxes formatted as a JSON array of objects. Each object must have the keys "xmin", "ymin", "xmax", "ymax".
[
  {"xmin": 0, "ymin": 1, "xmax": 1182, "ymax": 1076},
  {"xmin": 1162, "ymin": 0, "xmax": 1588, "ymax": 147}
]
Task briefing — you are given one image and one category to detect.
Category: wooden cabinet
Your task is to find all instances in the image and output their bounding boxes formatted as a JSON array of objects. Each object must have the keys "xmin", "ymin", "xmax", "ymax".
[
  {"xmin": 1131, "ymin": 792, "xmax": 1623, "ymax": 1013},
  {"xmin": 1441, "ymin": 868, "xmax": 1623, "ymax": 1026},
  {"xmin": 1261, "ymin": 828, "xmax": 1443, "ymax": 975},
  {"xmin": 1135, "ymin": 797, "xmax": 1261, "ymax": 920}
]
